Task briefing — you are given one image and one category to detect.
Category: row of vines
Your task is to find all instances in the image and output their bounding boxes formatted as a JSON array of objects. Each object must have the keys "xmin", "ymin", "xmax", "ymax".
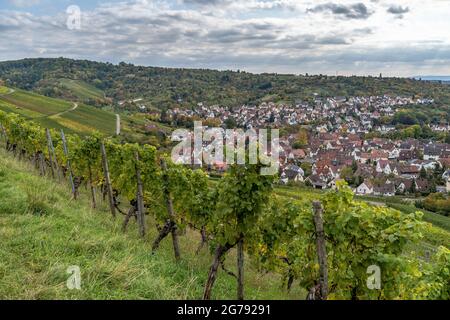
[{"xmin": 0, "ymin": 110, "xmax": 448, "ymax": 300}]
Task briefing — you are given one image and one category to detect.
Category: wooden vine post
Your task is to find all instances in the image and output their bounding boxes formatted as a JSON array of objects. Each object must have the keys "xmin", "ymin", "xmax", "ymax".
[
  {"xmin": 312, "ymin": 200, "xmax": 328, "ymax": 300},
  {"xmin": 101, "ymin": 142, "xmax": 116, "ymax": 218},
  {"xmin": 0, "ymin": 124, "xmax": 7, "ymax": 146},
  {"xmin": 60, "ymin": 130, "xmax": 76, "ymax": 198},
  {"xmin": 88, "ymin": 165, "xmax": 97, "ymax": 209},
  {"xmin": 45, "ymin": 129, "xmax": 56, "ymax": 178},
  {"xmin": 134, "ymin": 151, "xmax": 146, "ymax": 237},
  {"xmin": 152, "ymin": 159, "xmax": 181, "ymax": 262},
  {"xmin": 38, "ymin": 152, "xmax": 46, "ymax": 176},
  {"xmin": 237, "ymin": 236, "xmax": 245, "ymax": 300}
]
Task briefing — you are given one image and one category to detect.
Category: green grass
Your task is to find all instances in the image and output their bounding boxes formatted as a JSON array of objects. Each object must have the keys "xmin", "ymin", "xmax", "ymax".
[
  {"xmin": 0, "ymin": 148, "xmax": 304, "ymax": 300},
  {"xmin": 58, "ymin": 79, "xmax": 105, "ymax": 101},
  {"xmin": 0, "ymin": 87, "xmax": 149, "ymax": 139},
  {"xmin": 386, "ymin": 203, "xmax": 450, "ymax": 233},
  {"xmin": 52, "ymin": 104, "xmax": 117, "ymax": 135},
  {"xmin": 0, "ymin": 89, "xmax": 73, "ymax": 116},
  {"xmin": 0, "ymin": 99, "xmax": 43, "ymax": 118},
  {"xmin": 277, "ymin": 190, "xmax": 450, "ymax": 234},
  {"xmin": 355, "ymin": 195, "xmax": 450, "ymax": 233},
  {"xmin": 0, "ymin": 86, "xmax": 10, "ymax": 94}
]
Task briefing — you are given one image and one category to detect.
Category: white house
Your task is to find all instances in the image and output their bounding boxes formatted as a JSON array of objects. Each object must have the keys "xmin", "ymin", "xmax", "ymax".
[
  {"xmin": 443, "ymin": 170, "xmax": 450, "ymax": 181},
  {"xmin": 356, "ymin": 181, "xmax": 374, "ymax": 195},
  {"xmin": 373, "ymin": 182, "xmax": 396, "ymax": 197},
  {"xmin": 376, "ymin": 160, "xmax": 392, "ymax": 175},
  {"xmin": 388, "ymin": 148, "xmax": 400, "ymax": 159},
  {"xmin": 280, "ymin": 165, "xmax": 305, "ymax": 184}
]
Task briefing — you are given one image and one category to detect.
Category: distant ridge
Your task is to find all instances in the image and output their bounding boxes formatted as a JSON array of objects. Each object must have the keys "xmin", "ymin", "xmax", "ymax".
[
  {"xmin": 414, "ymin": 76, "xmax": 450, "ymax": 82},
  {"xmin": 2, "ymin": 58, "xmax": 450, "ymax": 108}
]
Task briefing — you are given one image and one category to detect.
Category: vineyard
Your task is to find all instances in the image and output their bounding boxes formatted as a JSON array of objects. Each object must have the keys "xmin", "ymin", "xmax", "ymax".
[
  {"xmin": 0, "ymin": 110, "xmax": 449, "ymax": 300},
  {"xmin": 0, "ymin": 86, "xmax": 155, "ymax": 143}
]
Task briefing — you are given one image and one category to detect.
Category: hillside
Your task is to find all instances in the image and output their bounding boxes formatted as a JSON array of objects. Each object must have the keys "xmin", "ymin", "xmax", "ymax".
[
  {"xmin": 56, "ymin": 78, "xmax": 107, "ymax": 101},
  {"xmin": 1, "ymin": 58, "xmax": 450, "ymax": 111},
  {"xmin": 0, "ymin": 147, "xmax": 302, "ymax": 299},
  {"xmin": 1, "ymin": 111, "xmax": 449, "ymax": 300},
  {"xmin": 0, "ymin": 85, "xmax": 166, "ymax": 144}
]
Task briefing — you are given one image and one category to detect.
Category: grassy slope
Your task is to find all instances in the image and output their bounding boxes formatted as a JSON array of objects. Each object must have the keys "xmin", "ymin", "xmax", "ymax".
[
  {"xmin": 51, "ymin": 104, "xmax": 117, "ymax": 135},
  {"xmin": 57, "ymin": 79, "xmax": 105, "ymax": 100},
  {"xmin": 0, "ymin": 86, "xmax": 148, "ymax": 138},
  {"xmin": 0, "ymin": 89, "xmax": 72, "ymax": 116},
  {"xmin": 0, "ymin": 148, "xmax": 303, "ymax": 300},
  {"xmin": 0, "ymin": 86, "xmax": 10, "ymax": 94},
  {"xmin": 355, "ymin": 195, "xmax": 450, "ymax": 232}
]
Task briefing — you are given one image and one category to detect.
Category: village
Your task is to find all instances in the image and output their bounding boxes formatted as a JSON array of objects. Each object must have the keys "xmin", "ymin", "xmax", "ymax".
[
  {"xmin": 167, "ymin": 95, "xmax": 436, "ymax": 133},
  {"xmin": 277, "ymin": 133, "xmax": 450, "ymax": 197},
  {"xmin": 168, "ymin": 95, "xmax": 450, "ymax": 197}
]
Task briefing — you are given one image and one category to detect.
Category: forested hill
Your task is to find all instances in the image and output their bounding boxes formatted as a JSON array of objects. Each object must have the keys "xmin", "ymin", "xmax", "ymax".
[{"xmin": 1, "ymin": 57, "xmax": 450, "ymax": 110}]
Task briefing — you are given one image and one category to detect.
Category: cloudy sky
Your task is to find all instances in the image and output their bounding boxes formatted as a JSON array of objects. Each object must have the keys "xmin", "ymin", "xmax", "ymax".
[{"xmin": 1, "ymin": 0, "xmax": 449, "ymax": 76}]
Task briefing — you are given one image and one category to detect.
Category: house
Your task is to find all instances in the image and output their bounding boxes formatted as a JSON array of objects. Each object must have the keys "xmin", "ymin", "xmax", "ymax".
[
  {"xmin": 355, "ymin": 164, "xmax": 374, "ymax": 179},
  {"xmin": 289, "ymin": 149, "xmax": 306, "ymax": 160},
  {"xmin": 280, "ymin": 165, "xmax": 305, "ymax": 184},
  {"xmin": 439, "ymin": 158, "xmax": 450, "ymax": 169},
  {"xmin": 213, "ymin": 161, "xmax": 228, "ymax": 172},
  {"xmin": 306, "ymin": 174, "xmax": 328, "ymax": 189},
  {"xmin": 370, "ymin": 150, "xmax": 389, "ymax": 161},
  {"xmin": 410, "ymin": 159, "xmax": 439, "ymax": 171},
  {"xmin": 376, "ymin": 160, "xmax": 392, "ymax": 175},
  {"xmin": 416, "ymin": 179, "xmax": 433, "ymax": 194},
  {"xmin": 443, "ymin": 170, "xmax": 450, "ymax": 181},
  {"xmin": 356, "ymin": 181, "xmax": 374, "ymax": 195},
  {"xmin": 388, "ymin": 147, "xmax": 400, "ymax": 159},
  {"xmin": 393, "ymin": 178, "xmax": 414, "ymax": 194},
  {"xmin": 398, "ymin": 149, "xmax": 419, "ymax": 162},
  {"xmin": 329, "ymin": 178, "xmax": 345, "ymax": 189},
  {"xmin": 424, "ymin": 145, "xmax": 444, "ymax": 161},
  {"xmin": 398, "ymin": 165, "xmax": 420, "ymax": 179},
  {"xmin": 373, "ymin": 183, "xmax": 396, "ymax": 197}
]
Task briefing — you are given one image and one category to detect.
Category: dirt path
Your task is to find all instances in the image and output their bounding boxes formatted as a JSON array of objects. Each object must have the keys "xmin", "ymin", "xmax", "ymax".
[
  {"xmin": 0, "ymin": 88, "xmax": 15, "ymax": 96},
  {"xmin": 48, "ymin": 102, "xmax": 78, "ymax": 118}
]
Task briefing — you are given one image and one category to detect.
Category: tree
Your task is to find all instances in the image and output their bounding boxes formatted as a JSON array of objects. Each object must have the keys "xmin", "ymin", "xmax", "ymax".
[
  {"xmin": 296, "ymin": 129, "xmax": 309, "ymax": 148},
  {"xmin": 224, "ymin": 117, "xmax": 237, "ymax": 129},
  {"xmin": 393, "ymin": 111, "xmax": 418, "ymax": 126},
  {"xmin": 340, "ymin": 166, "xmax": 355, "ymax": 186},
  {"xmin": 292, "ymin": 141, "xmax": 304, "ymax": 149},
  {"xmin": 410, "ymin": 179, "xmax": 417, "ymax": 195},
  {"xmin": 420, "ymin": 166, "xmax": 427, "ymax": 179},
  {"xmin": 351, "ymin": 160, "xmax": 358, "ymax": 173},
  {"xmin": 204, "ymin": 118, "xmax": 221, "ymax": 127},
  {"xmin": 300, "ymin": 162, "xmax": 312, "ymax": 177}
]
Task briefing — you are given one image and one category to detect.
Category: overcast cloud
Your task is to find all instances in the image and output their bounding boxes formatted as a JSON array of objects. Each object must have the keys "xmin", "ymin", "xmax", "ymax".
[{"xmin": 0, "ymin": 0, "xmax": 449, "ymax": 76}]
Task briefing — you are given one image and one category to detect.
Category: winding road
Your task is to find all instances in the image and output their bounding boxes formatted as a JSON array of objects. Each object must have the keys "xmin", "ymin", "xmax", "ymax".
[
  {"xmin": 2, "ymin": 87, "xmax": 121, "ymax": 135},
  {"xmin": 0, "ymin": 88, "xmax": 15, "ymax": 96},
  {"xmin": 48, "ymin": 102, "xmax": 78, "ymax": 118}
]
